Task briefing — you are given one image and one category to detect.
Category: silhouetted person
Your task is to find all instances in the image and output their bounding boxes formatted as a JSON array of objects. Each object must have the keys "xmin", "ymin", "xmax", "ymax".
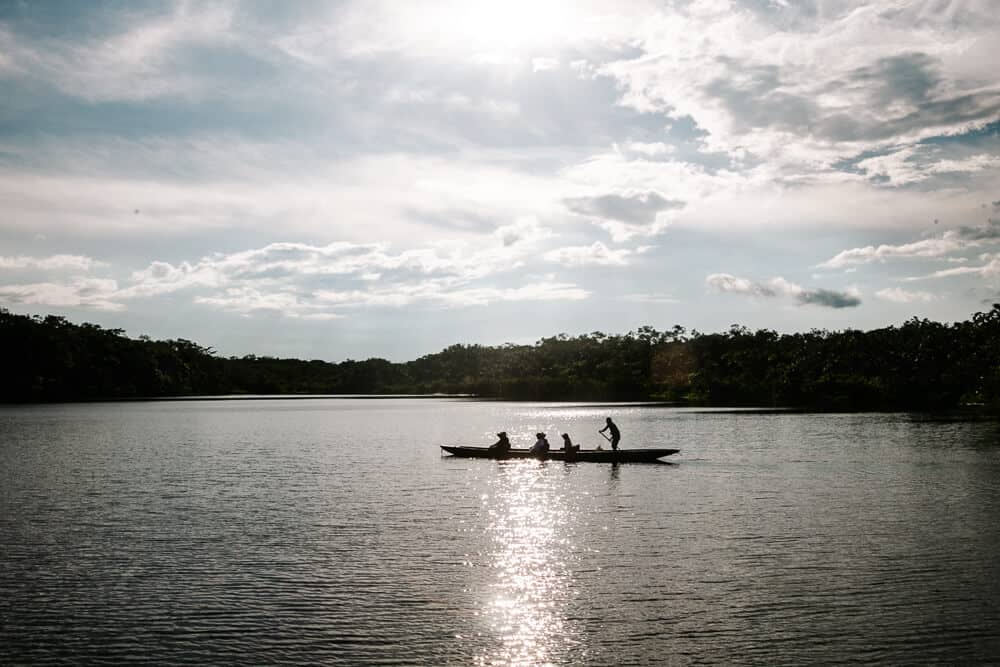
[
  {"xmin": 529, "ymin": 432, "xmax": 550, "ymax": 455},
  {"xmin": 489, "ymin": 431, "xmax": 511, "ymax": 454},
  {"xmin": 599, "ymin": 417, "xmax": 620, "ymax": 451},
  {"xmin": 561, "ymin": 433, "xmax": 579, "ymax": 454}
]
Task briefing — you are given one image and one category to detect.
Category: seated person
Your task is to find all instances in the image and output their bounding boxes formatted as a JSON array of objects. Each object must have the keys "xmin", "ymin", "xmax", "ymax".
[
  {"xmin": 529, "ymin": 432, "xmax": 550, "ymax": 455},
  {"xmin": 488, "ymin": 431, "xmax": 511, "ymax": 453},
  {"xmin": 560, "ymin": 433, "xmax": 579, "ymax": 454}
]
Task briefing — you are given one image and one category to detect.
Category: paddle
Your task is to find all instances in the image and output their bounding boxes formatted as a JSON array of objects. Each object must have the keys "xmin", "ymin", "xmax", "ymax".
[{"xmin": 598, "ymin": 431, "xmax": 613, "ymax": 449}]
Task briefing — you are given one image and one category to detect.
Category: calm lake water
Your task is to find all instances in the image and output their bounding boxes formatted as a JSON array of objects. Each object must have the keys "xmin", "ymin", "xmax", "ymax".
[{"xmin": 2, "ymin": 398, "xmax": 999, "ymax": 665}]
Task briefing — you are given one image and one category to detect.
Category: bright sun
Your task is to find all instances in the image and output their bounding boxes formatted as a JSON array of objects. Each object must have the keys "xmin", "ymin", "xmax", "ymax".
[{"xmin": 414, "ymin": 0, "xmax": 578, "ymax": 58}]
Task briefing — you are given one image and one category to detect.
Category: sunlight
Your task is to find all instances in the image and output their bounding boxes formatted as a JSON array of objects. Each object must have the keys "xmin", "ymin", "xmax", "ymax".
[
  {"xmin": 476, "ymin": 461, "xmax": 577, "ymax": 665},
  {"xmin": 420, "ymin": 0, "xmax": 576, "ymax": 59}
]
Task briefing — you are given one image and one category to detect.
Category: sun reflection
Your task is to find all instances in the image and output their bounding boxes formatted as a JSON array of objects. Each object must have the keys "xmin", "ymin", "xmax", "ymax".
[{"xmin": 475, "ymin": 461, "xmax": 577, "ymax": 666}]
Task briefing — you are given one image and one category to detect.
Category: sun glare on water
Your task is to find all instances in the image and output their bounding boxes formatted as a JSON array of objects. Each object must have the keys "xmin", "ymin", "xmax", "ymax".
[{"xmin": 473, "ymin": 461, "xmax": 582, "ymax": 665}]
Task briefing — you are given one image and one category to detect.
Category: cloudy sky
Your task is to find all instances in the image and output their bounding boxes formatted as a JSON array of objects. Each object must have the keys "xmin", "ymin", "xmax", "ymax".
[{"xmin": 1, "ymin": 0, "xmax": 998, "ymax": 361}]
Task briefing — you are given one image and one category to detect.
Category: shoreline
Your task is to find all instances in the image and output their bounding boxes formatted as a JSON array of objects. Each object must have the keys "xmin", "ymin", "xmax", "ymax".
[{"xmin": 2, "ymin": 395, "xmax": 997, "ymax": 416}]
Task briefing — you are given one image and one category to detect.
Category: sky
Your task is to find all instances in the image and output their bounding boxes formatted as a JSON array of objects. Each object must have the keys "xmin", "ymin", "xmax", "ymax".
[{"xmin": 1, "ymin": 0, "xmax": 999, "ymax": 361}]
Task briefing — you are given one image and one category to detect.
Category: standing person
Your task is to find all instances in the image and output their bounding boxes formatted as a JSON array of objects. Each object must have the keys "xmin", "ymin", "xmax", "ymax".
[{"xmin": 599, "ymin": 417, "xmax": 621, "ymax": 451}]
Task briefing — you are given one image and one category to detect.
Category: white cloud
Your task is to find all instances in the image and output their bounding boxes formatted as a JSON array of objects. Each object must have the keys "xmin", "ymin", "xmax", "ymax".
[
  {"xmin": 856, "ymin": 147, "xmax": 1000, "ymax": 187},
  {"xmin": 532, "ymin": 57, "xmax": 560, "ymax": 72},
  {"xmin": 706, "ymin": 272, "xmax": 779, "ymax": 298},
  {"xmin": 820, "ymin": 217, "xmax": 1000, "ymax": 269},
  {"xmin": 0, "ymin": 227, "xmax": 594, "ymax": 316},
  {"xmin": 875, "ymin": 287, "xmax": 935, "ymax": 303},
  {"xmin": 431, "ymin": 281, "xmax": 589, "ymax": 307},
  {"xmin": 115, "ymin": 231, "xmax": 589, "ymax": 315},
  {"xmin": 494, "ymin": 217, "xmax": 554, "ymax": 247},
  {"xmin": 817, "ymin": 237, "xmax": 965, "ymax": 268},
  {"xmin": 279, "ymin": 279, "xmax": 588, "ymax": 309},
  {"xmin": 0, "ymin": 254, "xmax": 107, "ymax": 272},
  {"xmin": 600, "ymin": 0, "xmax": 1000, "ymax": 178},
  {"xmin": 905, "ymin": 253, "xmax": 1000, "ymax": 281},
  {"xmin": 0, "ymin": 148, "xmax": 565, "ymax": 244},
  {"xmin": 0, "ymin": 27, "xmax": 24, "ymax": 75},
  {"xmin": 193, "ymin": 287, "xmax": 342, "ymax": 320},
  {"xmin": 618, "ymin": 141, "xmax": 674, "ymax": 157},
  {"xmin": 1, "ymin": 3, "xmax": 236, "ymax": 102},
  {"xmin": 544, "ymin": 241, "xmax": 634, "ymax": 266},
  {"xmin": 624, "ymin": 292, "xmax": 680, "ymax": 304},
  {"xmin": 381, "ymin": 86, "xmax": 522, "ymax": 117},
  {"xmin": 119, "ymin": 259, "xmax": 223, "ymax": 299},
  {"xmin": 562, "ymin": 154, "xmax": 714, "ymax": 205},
  {"xmin": 0, "ymin": 278, "xmax": 122, "ymax": 311}
]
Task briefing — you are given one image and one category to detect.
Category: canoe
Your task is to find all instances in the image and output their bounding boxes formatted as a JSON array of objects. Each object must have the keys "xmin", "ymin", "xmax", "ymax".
[{"xmin": 440, "ymin": 445, "xmax": 679, "ymax": 463}]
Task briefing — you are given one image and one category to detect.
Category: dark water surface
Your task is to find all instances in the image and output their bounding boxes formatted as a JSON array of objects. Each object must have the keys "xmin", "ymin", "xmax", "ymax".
[{"xmin": 2, "ymin": 399, "xmax": 999, "ymax": 665}]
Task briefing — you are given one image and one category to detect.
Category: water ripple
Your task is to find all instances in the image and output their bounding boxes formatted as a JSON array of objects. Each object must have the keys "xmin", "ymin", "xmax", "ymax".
[{"xmin": 2, "ymin": 401, "xmax": 999, "ymax": 664}]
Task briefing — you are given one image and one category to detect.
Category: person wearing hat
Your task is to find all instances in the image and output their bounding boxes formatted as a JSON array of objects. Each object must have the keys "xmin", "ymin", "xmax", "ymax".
[
  {"xmin": 489, "ymin": 431, "xmax": 511, "ymax": 454},
  {"xmin": 529, "ymin": 432, "xmax": 550, "ymax": 455}
]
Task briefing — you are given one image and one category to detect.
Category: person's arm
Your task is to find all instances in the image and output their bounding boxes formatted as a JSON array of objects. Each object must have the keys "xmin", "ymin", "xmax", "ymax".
[{"xmin": 598, "ymin": 424, "xmax": 607, "ymax": 433}]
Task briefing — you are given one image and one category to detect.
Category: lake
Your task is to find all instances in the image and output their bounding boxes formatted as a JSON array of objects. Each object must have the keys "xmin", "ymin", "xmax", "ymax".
[{"xmin": 2, "ymin": 398, "xmax": 999, "ymax": 665}]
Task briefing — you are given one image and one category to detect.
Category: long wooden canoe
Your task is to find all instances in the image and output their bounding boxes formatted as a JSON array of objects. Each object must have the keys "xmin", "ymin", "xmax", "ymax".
[{"xmin": 440, "ymin": 445, "xmax": 679, "ymax": 463}]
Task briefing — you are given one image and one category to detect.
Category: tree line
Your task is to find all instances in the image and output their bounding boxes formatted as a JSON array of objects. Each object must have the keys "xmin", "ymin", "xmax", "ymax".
[{"xmin": 2, "ymin": 305, "xmax": 999, "ymax": 409}]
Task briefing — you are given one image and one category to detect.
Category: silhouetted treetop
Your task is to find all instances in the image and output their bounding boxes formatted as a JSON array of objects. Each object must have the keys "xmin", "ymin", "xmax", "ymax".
[{"xmin": 2, "ymin": 305, "xmax": 998, "ymax": 409}]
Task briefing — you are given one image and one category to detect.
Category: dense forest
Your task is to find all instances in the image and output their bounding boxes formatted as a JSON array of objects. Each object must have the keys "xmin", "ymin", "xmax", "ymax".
[{"xmin": 2, "ymin": 305, "xmax": 999, "ymax": 409}]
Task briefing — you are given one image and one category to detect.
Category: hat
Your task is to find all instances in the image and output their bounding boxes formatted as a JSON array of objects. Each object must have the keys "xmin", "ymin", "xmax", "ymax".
[
  {"xmin": 497, "ymin": 431, "xmax": 507, "ymax": 437},
  {"xmin": 536, "ymin": 432, "xmax": 544, "ymax": 438}
]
